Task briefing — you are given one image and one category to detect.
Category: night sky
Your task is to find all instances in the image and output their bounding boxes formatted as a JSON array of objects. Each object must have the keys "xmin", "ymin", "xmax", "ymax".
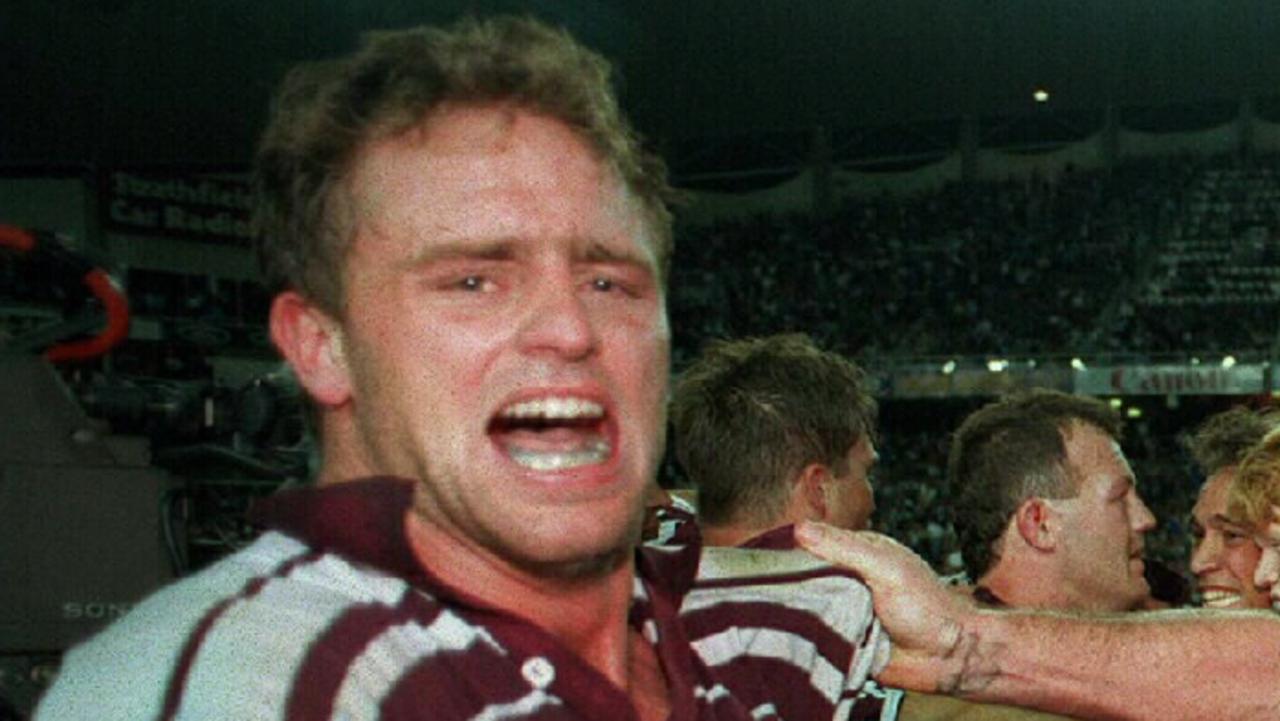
[{"xmin": 5, "ymin": 1, "xmax": 1279, "ymax": 169}]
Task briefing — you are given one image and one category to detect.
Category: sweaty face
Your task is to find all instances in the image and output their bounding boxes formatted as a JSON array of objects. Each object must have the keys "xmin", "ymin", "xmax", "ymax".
[
  {"xmin": 1190, "ymin": 469, "xmax": 1268, "ymax": 609},
  {"xmin": 1050, "ymin": 423, "xmax": 1156, "ymax": 612},
  {"xmin": 333, "ymin": 105, "xmax": 669, "ymax": 575},
  {"xmin": 824, "ymin": 437, "xmax": 877, "ymax": 532},
  {"xmin": 1254, "ymin": 508, "xmax": 1280, "ymax": 613}
]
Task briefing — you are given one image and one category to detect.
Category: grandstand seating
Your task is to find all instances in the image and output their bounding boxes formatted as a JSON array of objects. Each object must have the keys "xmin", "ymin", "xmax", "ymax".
[{"xmin": 672, "ymin": 153, "xmax": 1280, "ymax": 368}]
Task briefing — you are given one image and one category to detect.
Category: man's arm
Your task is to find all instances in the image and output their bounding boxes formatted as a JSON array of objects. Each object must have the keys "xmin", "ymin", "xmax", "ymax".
[{"xmin": 796, "ymin": 522, "xmax": 1280, "ymax": 721}]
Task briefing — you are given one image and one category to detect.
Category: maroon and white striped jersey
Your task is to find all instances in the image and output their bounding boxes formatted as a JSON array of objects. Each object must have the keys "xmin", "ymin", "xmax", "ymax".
[{"xmin": 37, "ymin": 478, "xmax": 888, "ymax": 721}]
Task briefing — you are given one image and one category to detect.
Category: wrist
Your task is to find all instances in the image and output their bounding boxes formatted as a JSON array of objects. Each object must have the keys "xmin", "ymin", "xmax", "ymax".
[{"xmin": 936, "ymin": 608, "xmax": 1004, "ymax": 697}]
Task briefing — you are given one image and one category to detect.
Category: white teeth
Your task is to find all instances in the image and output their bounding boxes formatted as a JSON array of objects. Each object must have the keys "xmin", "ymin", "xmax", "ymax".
[
  {"xmin": 499, "ymin": 397, "xmax": 604, "ymax": 420},
  {"xmin": 1200, "ymin": 590, "xmax": 1242, "ymax": 608},
  {"xmin": 494, "ymin": 396, "xmax": 610, "ymax": 471},
  {"xmin": 509, "ymin": 441, "xmax": 610, "ymax": 471}
]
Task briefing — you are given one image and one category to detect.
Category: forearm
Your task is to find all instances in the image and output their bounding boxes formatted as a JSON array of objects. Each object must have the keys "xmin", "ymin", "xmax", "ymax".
[
  {"xmin": 942, "ymin": 608, "xmax": 1280, "ymax": 721},
  {"xmin": 793, "ymin": 524, "xmax": 1280, "ymax": 721}
]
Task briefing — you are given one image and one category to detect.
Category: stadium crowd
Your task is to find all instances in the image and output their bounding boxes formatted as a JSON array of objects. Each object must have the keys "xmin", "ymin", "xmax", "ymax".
[{"xmin": 670, "ymin": 152, "xmax": 1280, "ymax": 366}]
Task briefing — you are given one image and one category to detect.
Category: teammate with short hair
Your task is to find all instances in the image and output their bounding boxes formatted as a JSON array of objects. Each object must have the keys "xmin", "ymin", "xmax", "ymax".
[{"xmin": 949, "ymin": 389, "xmax": 1156, "ymax": 612}]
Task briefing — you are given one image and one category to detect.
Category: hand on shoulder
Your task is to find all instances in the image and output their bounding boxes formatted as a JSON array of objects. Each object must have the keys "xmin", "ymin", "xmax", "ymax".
[{"xmin": 796, "ymin": 522, "xmax": 990, "ymax": 694}]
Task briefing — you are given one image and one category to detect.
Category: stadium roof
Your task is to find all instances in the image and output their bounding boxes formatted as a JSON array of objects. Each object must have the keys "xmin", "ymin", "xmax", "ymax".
[{"xmin": 6, "ymin": 0, "xmax": 1280, "ymax": 175}]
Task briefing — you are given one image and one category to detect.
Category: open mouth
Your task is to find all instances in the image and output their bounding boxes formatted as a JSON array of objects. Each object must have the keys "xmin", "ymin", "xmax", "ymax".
[{"xmin": 488, "ymin": 395, "xmax": 611, "ymax": 472}]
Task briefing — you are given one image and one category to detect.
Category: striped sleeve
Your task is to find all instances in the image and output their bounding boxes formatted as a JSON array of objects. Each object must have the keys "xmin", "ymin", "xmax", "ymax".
[
  {"xmin": 36, "ymin": 532, "xmax": 314, "ymax": 721},
  {"xmin": 37, "ymin": 533, "xmax": 566, "ymax": 721}
]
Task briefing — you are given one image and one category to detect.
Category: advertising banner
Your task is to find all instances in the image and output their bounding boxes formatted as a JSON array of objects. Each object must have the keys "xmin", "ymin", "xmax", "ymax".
[
  {"xmin": 1074, "ymin": 363, "xmax": 1268, "ymax": 396},
  {"xmin": 102, "ymin": 170, "xmax": 252, "ymax": 246}
]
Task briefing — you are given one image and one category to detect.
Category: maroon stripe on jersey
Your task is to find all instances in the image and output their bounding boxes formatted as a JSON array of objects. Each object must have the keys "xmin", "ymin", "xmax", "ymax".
[
  {"xmin": 464, "ymin": 607, "xmax": 643, "ymax": 721},
  {"xmin": 159, "ymin": 550, "xmax": 324, "ymax": 721},
  {"xmin": 378, "ymin": 639, "xmax": 544, "ymax": 720},
  {"xmin": 681, "ymin": 601, "xmax": 855, "ymax": 671},
  {"xmin": 860, "ymin": 619, "xmax": 877, "ymax": 648},
  {"xmin": 704, "ymin": 656, "xmax": 835, "ymax": 719},
  {"xmin": 284, "ymin": 591, "xmax": 443, "ymax": 721},
  {"xmin": 250, "ymin": 478, "xmax": 425, "ymax": 582},
  {"xmin": 691, "ymin": 565, "xmax": 864, "ymax": 590},
  {"xmin": 736, "ymin": 525, "xmax": 798, "ymax": 551}
]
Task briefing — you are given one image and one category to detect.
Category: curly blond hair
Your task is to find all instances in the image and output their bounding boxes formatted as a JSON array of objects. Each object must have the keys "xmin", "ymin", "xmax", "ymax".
[{"xmin": 1226, "ymin": 426, "xmax": 1280, "ymax": 528}]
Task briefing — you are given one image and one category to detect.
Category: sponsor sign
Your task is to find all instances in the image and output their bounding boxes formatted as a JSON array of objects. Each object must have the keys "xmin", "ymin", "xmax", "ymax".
[
  {"xmin": 102, "ymin": 170, "xmax": 252, "ymax": 245},
  {"xmin": 1074, "ymin": 364, "xmax": 1268, "ymax": 396}
]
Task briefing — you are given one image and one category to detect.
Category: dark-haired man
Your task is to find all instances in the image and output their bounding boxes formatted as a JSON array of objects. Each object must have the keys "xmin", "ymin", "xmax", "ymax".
[
  {"xmin": 37, "ymin": 16, "xmax": 886, "ymax": 721},
  {"xmin": 949, "ymin": 389, "xmax": 1156, "ymax": 611}
]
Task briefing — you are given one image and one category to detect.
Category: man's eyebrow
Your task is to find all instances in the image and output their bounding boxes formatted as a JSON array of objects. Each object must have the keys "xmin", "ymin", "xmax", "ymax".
[
  {"xmin": 404, "ymin": 238, "xmax": 516, "ymax": 267},
  {"xmin": 1210, "ymin": 514, "xmax": 1249, "ymax": 530},
  {"xmin": 579, "ymin": 238, "xmax": 652, "ymax": 267}
]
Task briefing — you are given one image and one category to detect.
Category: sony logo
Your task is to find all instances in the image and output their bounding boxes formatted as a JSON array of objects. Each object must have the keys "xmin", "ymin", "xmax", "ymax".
[{"xmin": 61, "ymin": 602, "xmax": 133, "ymax": 620}]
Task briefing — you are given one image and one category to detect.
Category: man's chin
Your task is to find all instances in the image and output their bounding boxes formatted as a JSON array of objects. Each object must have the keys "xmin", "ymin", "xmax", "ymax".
[
  {"xmin": 515, "ymin": 542, "xmax": 634, "ymax": 581},
  {"xmin": 505, "ymin": 514, "xmax": 643, "ymax": 581}
]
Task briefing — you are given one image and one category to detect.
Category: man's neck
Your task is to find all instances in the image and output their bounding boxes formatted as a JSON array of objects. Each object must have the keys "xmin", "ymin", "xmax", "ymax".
[
  {"xmin": 980, "ymin": 561, "xmax": 1137, "ymax": 613},
  {"xmin": 403, "ymin": 511, "xmax": 641, "ymax": 688},
  {"xmin": 979, "ymin": 560, "xmax": 1079, "ymax": 612}
]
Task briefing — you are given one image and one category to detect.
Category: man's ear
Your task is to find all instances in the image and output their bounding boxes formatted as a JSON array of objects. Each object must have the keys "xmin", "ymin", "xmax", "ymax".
[
  {"xmin": 269, "ymin": 291, "xmax": 352, "ymax": 407},
  {"xmin": 795, "ymin": 463, "xmax": 830, "ymax": 521},
  {"xmin": 1014, "ymin": 497, "xmax": 1057, "ymax": 551}
]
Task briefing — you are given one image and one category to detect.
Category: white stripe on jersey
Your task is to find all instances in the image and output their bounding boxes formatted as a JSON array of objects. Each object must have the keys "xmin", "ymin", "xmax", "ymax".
[
  {"xmin": 292, "ymin": 552, "xmax": 410, "ymax": 606},
  {"xmin": 470, "ymin": 690, "xmax": 563, "ymax": 721},
  {"xmin": 177, "ymin": 552, "xmax": 397, "ymax": 720},
  {"xmin": 691, "ymin": 628, "xmax": 843, "ymax": 704},
  {"xmin": 332, "ymin": 612, "xmax": 507, "ymax": 721},
  {"xmin": 683, "ymin": 577, "xmax": 871, "ymax": 616},
  {"xmin": 750, "ymin": 703, "xmax": 779, "ymax": 720},
  {"xmin": 695, "ymin": 547, "xmax": 830, "ymax": 581},
  {"xmin": 631, "ymin": 575, "xmax": 653, "ymax": 602},
  {"xmin": 694, "ymin": 684, "xmax": 732, "ymax": 703}
]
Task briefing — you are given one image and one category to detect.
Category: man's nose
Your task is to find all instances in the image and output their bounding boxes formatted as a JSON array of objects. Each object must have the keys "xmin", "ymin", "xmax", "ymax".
[
  {"xmin": 1131, "ymin": 493, "xmax": 1157, "ymax": 533},
  {"xmin": 1189, "ymin": 535, "xmax": 1221, "ymax": 575},
  {"xmin": 516, "ymin": 273, "xmax": 599, "ymax": 361}
]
